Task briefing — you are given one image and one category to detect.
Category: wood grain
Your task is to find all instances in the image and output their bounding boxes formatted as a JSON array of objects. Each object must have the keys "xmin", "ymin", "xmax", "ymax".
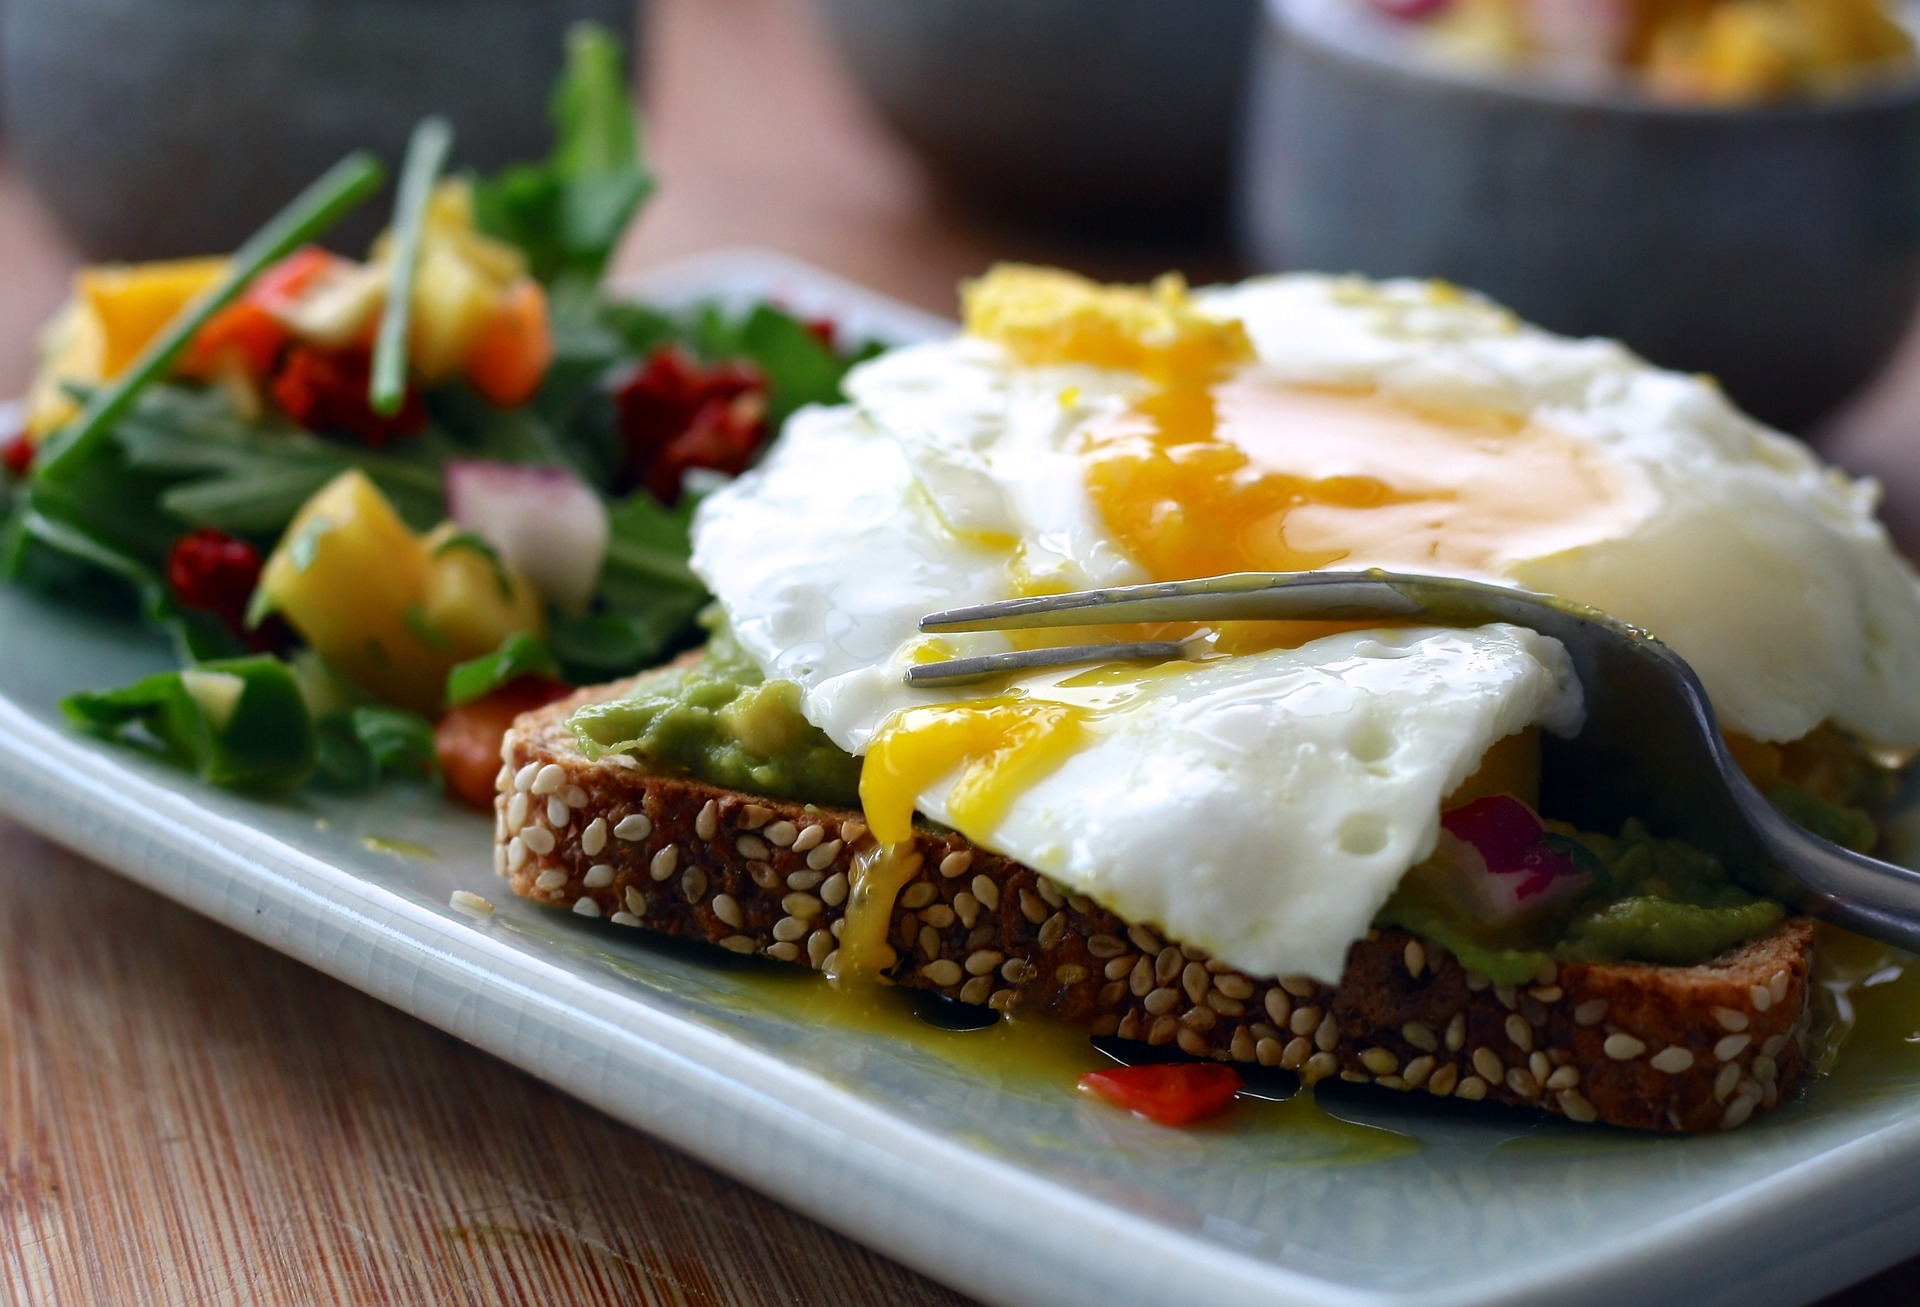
[{"xmin": 1, "ymin": 0, "xmax": 1919, "ymax": 1299}]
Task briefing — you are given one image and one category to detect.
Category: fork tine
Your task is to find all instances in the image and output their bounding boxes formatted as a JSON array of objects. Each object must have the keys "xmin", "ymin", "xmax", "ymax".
[
  {"xmin": 905, "ymin": 640, "xmax": 1193, "ymax": 688},
  {"xmin": 920, "ymin": 571, "xmax": 1431, "ymax": 632}
]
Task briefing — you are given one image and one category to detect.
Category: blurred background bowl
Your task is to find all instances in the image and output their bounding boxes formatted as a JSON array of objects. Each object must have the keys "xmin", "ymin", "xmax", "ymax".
[
  {"xmin": 1238, "ymin": 0, "xmax": 1920, "ymax": 433},
  {"xmin": 0, "ymin": 0, "xmax": 641, "ymax": 261},
  {"xmin": 814, "ymin": 0, "xmax": 1260, "ymax": 235}
]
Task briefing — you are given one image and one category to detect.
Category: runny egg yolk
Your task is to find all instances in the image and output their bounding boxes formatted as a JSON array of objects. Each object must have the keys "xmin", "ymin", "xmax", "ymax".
[{"xmin": 856, "ymin": 267, "xmax": 1639, "ymax": 877}]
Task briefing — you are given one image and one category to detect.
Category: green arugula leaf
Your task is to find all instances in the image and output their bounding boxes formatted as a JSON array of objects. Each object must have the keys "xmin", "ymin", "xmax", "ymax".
[
  {"xmin": 63, "ymin": 656, "xmax": 316, "ymax": 790},
  {"xmin": 471, "ymin": 23, "xmax": 654, "ymax": 293},
  {"xmin": 689, "ymin": 303, "xmax": 878, "ymax": 426},
  {"xmin": 446, "ymin": 631, "xmax": 562, "ymax": 705},
  {"xmin": 547, "ymin": 489, "xmax": 706, "ymax": 682},
  {"xmin": 313, "ymin": 705, "xmax": 439, "ymax": 789}
]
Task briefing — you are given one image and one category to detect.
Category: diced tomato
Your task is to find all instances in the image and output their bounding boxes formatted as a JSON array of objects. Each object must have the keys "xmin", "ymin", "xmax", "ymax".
[
  {"xmin": 804, "ymin": 316, "xmax": 838, "ymax": 351},
  {"xmin": 1078, "ymin": 1062, "xmax": 1245, "ymax": 1126},
  {"xmin": 181, "ymin": 247, "xmax": 340, "ymax": 382},
  {"xmin": 270, "ymin": 345, "xmax": 426, "ymax": 447},
  {"xmin": 612, "ymin": 345, "xmax": 770, "ymax": 503},
  {"xmin": 2, "ymin": 432, "xmax": 33, "ymax": 478},
  {"xmin": 1440, "ymin": 795, "xmax": 1583, "ymax": 903},
  {"xmin": 462, "ymin": 278, "xmax": 554, "ymax": 408},
  {"xmin": 436, "ymin": 677, "xmax": 574, "ymax": 810},
  {"xmin": 168, "ymin": 528, "xmax": 263, "ymax": 631}
]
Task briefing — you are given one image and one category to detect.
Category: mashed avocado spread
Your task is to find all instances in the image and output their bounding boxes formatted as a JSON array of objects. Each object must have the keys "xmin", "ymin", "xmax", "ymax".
[
  {"xmin": 568, "ymin": 611, "xmax": 863, "ymax": 807},
  {"xmin": 572, "ymin": 616, "xmax": 1873, "ymax": 979}
]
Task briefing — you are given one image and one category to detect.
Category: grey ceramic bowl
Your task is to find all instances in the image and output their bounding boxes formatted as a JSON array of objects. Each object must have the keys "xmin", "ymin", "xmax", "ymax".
[
  {"xmin": 814, "ymin": 0, "xmax": 1260, "ymax": 231},
  {"xmin": 1, "ymin": 0, "xmax": 640, "ymax": 260},
  {"xmin": 1238, "ymin": 0, "xmax": 1920, "ymax": 432}
]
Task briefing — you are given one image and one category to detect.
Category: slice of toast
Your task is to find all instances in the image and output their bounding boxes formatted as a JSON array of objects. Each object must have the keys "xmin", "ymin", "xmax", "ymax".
[{"xmin": 495, "ymin": 680, "xmax": 1818, "ymax": 1133}]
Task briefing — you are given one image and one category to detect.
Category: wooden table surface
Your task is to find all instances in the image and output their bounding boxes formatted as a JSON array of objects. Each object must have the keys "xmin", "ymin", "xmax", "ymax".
[{"xmin": 2, "ymin": 0, "xmax": 1919, "ymax": 1302}]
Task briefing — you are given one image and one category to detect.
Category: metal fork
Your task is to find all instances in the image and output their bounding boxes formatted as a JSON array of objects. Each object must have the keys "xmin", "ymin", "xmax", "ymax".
[{"xmin": 911, "ymin": 570, "xmax": 1920, "ymax": 953}]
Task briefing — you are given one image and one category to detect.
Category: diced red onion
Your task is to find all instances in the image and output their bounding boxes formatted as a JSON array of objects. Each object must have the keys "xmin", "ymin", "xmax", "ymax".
[{"xmin": 445, "ymin": 460, "xmax": 609, "ymax": 615}]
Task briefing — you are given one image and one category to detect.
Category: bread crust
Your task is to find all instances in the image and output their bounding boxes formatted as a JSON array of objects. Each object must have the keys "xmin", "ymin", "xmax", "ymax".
[{"xmin": 495, "ymin": 681, "xmax": 1816, "ymax": 1132}]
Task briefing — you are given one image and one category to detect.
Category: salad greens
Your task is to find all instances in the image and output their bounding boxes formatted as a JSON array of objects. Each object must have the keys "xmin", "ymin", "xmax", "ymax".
[{"xmin": 1, "ymin": 22, "xmax": 880, "ymax": 795}]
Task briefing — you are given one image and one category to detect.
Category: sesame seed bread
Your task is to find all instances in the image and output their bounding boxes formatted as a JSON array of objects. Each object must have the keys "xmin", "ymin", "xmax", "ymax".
[{"xmin": 495, "ymin": 679, "xmax": 1817, "ymax": 1133}]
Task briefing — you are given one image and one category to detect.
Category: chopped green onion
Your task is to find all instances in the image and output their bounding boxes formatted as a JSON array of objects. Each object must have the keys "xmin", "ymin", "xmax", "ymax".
[
  {"xmin": 35, "ymin": 151, "xmax": 388, "ymax": 483},
  {"xmin": 372, "ymin": 116, "xmax": 455, "ymax": 417}
]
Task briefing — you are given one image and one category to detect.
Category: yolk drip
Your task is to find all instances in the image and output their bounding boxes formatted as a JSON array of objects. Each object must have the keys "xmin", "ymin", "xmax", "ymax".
[{"xmin": 859, "ymin": 697, "xmax": 1088, "ymax": 847}]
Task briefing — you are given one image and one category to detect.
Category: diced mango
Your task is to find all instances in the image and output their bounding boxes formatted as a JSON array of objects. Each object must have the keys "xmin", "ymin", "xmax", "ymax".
[
  {"xmin": 80, "ymin": 257, "xmax": 229, "ymax": 376},
  {"xmin": 259, "ymin": 471, "xmax": 545, "ymax": 713},
  {"xmin": 409, "ymin": 243, "xmax": 503, "ymax": 382},
  {"xmin": 24, "ymin": 298, "xmax": 106, "ymax": 438}
]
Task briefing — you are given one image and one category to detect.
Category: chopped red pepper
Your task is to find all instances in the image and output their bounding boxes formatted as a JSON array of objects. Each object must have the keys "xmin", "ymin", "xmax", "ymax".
[
  {"xmin": 270, "ymin": 345, "xmax": 426, "ymax": 447},
  {"xmin": 436, "ymin": 677, "xmax": 574, "ymax": 809},
  {"xmin": 612, "ymin": 345, "xmax": 770, "ymax": 503},
  {"xmin": 167, "ymin": 528, "xmax": 264, "ymax": 634},
  {"xmin": 803, "ymin": 316, "xmax": 838, "ymax": 351},
  {"xmin": 2, "ymin": 432, "xmax": 33, "ymax": 478},
  {"xmin": 1078, "ymin": 1062, "xmax": 1245, "ymax": 1126},
  {"xmin": 1441, "ymin": 794, "xmax": 1582, "ymax": 903},
  {"xmin": 183, "ymin": 246, "xmax": 340, "ymax": 381}
]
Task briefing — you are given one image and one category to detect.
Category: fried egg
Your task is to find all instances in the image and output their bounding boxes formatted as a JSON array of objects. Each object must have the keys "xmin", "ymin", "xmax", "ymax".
[{"xmin": 690, "ymin": 268, "xmax": 1920, "ymax": 981}]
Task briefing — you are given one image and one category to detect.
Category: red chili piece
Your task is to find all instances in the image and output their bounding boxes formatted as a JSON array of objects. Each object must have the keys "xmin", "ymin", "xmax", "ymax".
[
  {"xmin": 2, "ymin": 432, "xmax": 33, "ymax": 478},
  {"xmin": 612, "ymin": 345, "xmax": 770, "ymax": 504},
  {"xmin": 1078, "ymin": 1062, "xmax": 1245, "ymax": 1126},
  {"xmin": 1441, "ymin": 794, "xmax": 1581, "ymax": 902},
  {"xmin": 167, "ymin": 528, "xmax": 264, "ymax": 635},
  {"xmin": 803, "ymin": 316, "xmax": 838, "ymax": 351},
  {"xmin": 270, "ymin": 345, "xmax": 427, "ymax": 448}
]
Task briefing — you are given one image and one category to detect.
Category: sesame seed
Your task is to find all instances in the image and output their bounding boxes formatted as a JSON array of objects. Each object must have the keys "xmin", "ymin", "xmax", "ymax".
[
  {"xmin": 1182, "ymin": 1005, "xmax": 1218, "ymax": 1032},
  {"xmin": 1018, "ymin": 890, "xmax": 1048, "ymax": 925},
  {"xmin": 1035, "ymin": 876, "xmax": 1064, "ymax": 907},
  {"xmin": 572, "ymin": 896, "xmax": 601, "ymax": 918},
  {"xmin": 534, "ymin": 869, "xmax": 568, "ymax": 893},
  {"xmin": 1472, "ymin": 1048, "xmax": 1504, "ymax": 1082},
  {"xmin": 513, "ymin": 761, "xmax": 540, "ymax": 791},
  {"xmin": 719, "ymin": 935, "xmax": 756, "ymax": 954},
  {"xmin": 1145, "ymin": 987, "xmax": 1181, "ymax": 1016},
  {"xmin": 583, "ymin": 864, "xmax": 615, "ymax": 889},
  {"xmin": 763, "ymin": 820, "xmax": 798, "ymax": 848},
  {"xmin": 1761, "ymin": 1033, "xmax": 1788, "ymax": 1059},
  {"xmin": 1403, "ymin": 1055, "xmax": 1435, "ymax": 1087},
  {"xmin": 1770, "ymin": 970, "xmax": 1790, "ymax": 1006},
  {"xmin": 1205, "ymin": 991, "xmax": 1245, "ymax": 1017},
  {"xmin": 1213, "ymin": 974, "xmax": 1254, "ymax": 1001},
  {"xmin": 1290, "ymin": 1005, "xmax": 1320, "ymax": 1037},
  {"xmin": 1304, "ymin": 1052, "xmax": 1339, "ymax": 1084},
  {"xmin": 1039, "ymin": 912, "xmax": 1067, "ymax": 950},
  {"xmin": 521, "ymin": 825, "xmax": 556, "ymax": 856},
  {"xmin": 695, "ymin": 801, "xmax": 719, "ymax": 841},
  {"xmin": 1506, "ymin": 1067, "xmax": 1540, "ymax": 1099},
  {"xmin": 580, "ymin": 818, "xmax": 609, "ymax": 858},
  {"xmin": 650, "ymin": 845, "xmax": 679, "ymax": 881},
  {"xmin": 1545, "ymin": 1065, "xmax": 1580, "ymax": 1092},
  {"xmin": 786, "ymin": 869, "xmax": 824, "ymax": 891},
  {"xmin": 611, "ymin": 911, "xmax": 641, "ymax": 927},
  {"xmin": 1068, "ymin": 893, "xmax": 1094, "ymax": 915},
  {"xmin": 1559, "ymin": 1091, "xmax": 1597, "ymax": 1124},
  {"xmin": 1265, "ymin": 989, "xmax": 1292, "ymax": 1026},
  {"xmin": 1103, "ymin": 955, "xmax": 1135, "ymax": 982},
  {"xmin": 1534, "ymin": 958, "xmax": 1558, "ymax": 986},
  {"xmin": 1176, "ymin": 1027, "xmax": 1210, "ymax": 1058},
  {"xmin": 1505, "ymin": 1013, "xmax": 1533, "ymax": 1053},
  {"xmin": 506, "ymin": 792, "xmax": 530, "ymax": 832},
  {"xmin": 1494, "ymin": 983, "xmax": 1518, "ymax": 1011},
  {"xmin": 953, "ymin": 892, "xmax": 979, "ymax": 929},
  {"xmin": 1127, "ymin": 924, "xmax": 1163, "ymax": 954},
  {"xmin": 563, "ymin": 787, "xmax": 590, "ymax": 811},
  {"xmin": 769, "ymin": 916, "xmax": 806, "ymax": 943},
  {"xmin": 1603, "ymin": 1033, "xmax": 1646, "ymax": 1060},
  {"xmin": 1315, "ymin": 1014, "xmax": 1339, "ymax": 1052},
  {"xmin": 1529, "ymin": 985, "xmax": 1563, "ymax": 1003},
  {"xmin": 1230, "ymin": 1027, "xmax": 1256, "ymax": 1062},
  {"xmin": 712, "ymin": 894, "xmax": 744, "ymax": 929},
  {"xmin": 1157, "ymin": 948, "xmax": 1185, "ymax": 986},
  {"xmin": 807, "ymin": 930, "xmax": 834, "ymax": 968},
  {"xmin": 966, "ymin": 949, "xmax": 1004, "ymax": 976},
  {"xmin": 532, "ymin": 764, "xmax": 566, "ymax": 795},
  {"xmin": 1445, "ymin": 1012, "xmax": 1466, "ymax": 1052},
  {"xmin": 938, "ymin": 850, "xmax": 973, "ymax": 879},
  {"xmin": 736, "ymin": 835, "xmax": 772, "ymax": 861},
  {"xmin": 1714, "ymin": 1062, "xmax": 1742, "ymax": 1102},
  {"xmin": 761, "ymin": 941, "xmax": 797, "ymax": 963},
  {"xmin": 739, "ymin": 804, "xmax": 772, "ymax": 830},
  {"xmin": 1130, "ymin": 957, "xmax": 1155, "ymax": 997},
  {"xmin": 1427, "ymin": 1063, "xmax": 1460, "ymax": 1097},
  {"xmin": 450, "ymin": 890, "xmax": 494, "ymax": 917},
  {"xmin": 1530, "ymin": 1051, "xmax": 1551, "ymax": 1084},
  {"xmin": 780, "ymin": 892, "xmax": 821, "ymax": 920},
  {"xmin": 792, "ymin": 824, "xmax": 826, "ymax": 853},
  {"xmin": 960, "ymin": 975, "xmax": 993, "ymax": 1006},
  {"xmin": 1402, "ymin": 1021, "xmax": 1438, "ymax": 1053},
  {"xmin": 1055, "ymin": 963, "xmax": 1090, "ymax": 986},
  {"xmin": 1361, "ymin": 1048, "xmax": 1399, "ymax": 1076},
  {"xmin": 1752, "ymin": 1054, "xmax": 1778, "ymax": 1085},
  {"xmin": 615, "ymin": 813, "xmax": 653, "ymax": 842},
  {"xmin": 1183, "ymin": 963, "xmax": 1212, "ymax": 1005},
  {"xmin": 1715, "ymin": 1033, "xmax": 1752, "ymax": 1062},
  {"xmin": 682, "ymin": 866, "xmax": 708, "ymax": 902},
  {"xmin": 1086, "ymin": 933, "xmax": 1125, "ymax": 959},
  {"xmin": 892, "ymin": 881, "xmax": 932, "ymax": 911},
  {"xmin": 506, "ymin": 837, "xmax": 528, "ymax": 874},
  {"xmin": 1281, "ymin": 1038, "xmax": 1311, "ymax": 1070},
  {"xmin": 971, "ymin": 875, "xmax": 1000, "ymax": 912},
  {"xmin": 1404, "ymin": 939, "xmax": 1426, "ymax": 978},
  {"xmin": 624, "ymin": 887, "xmax": 648, "ymax": 916},
  {"xmin": 1713, "ymin": 1006, "xmax": 1749, "ymax": 1033},
  {"xmin": 1255, "ymin": 1038, "xmax": 1284, "ymax": 1066},
  {"xmin": 1750, "ymin": 983, "xmax": 1772, "ymax": 1012},
  {"xmin": 1722, "ymin": 1092, "xmax": 1758, "ymax": 1130},
  {"xmin": 806, "ymin": 839, "xmax": 844, "ymax": 871},
  {"xmin": 923, "ymin": 960, "xmax": 963, "ymax": 987},
  {"xmin": 1650, "ymin": 1047, "xmax": 1695, "ymax": 1074},
  {"xmin": 1465, "ymin": 970, "xmax": 1492, "ymax": 992},
  {"xmin": 1146, "ymin": 1016, "xmax": 1177, "ymax": 1046},
  {"xmin": 1455, "ymin": 1075, "xmax": 1488, "ymax": 1102},
  {"xmin": 1280, "ymin": 974, "xmax": 1317, "ymax": 998},
  {"xmin": 841, "ymin": 819, "xmax": 869, "ymax": 845},
  {"xmin": 1573, "ymin": 999, "xmax": 1608, "ymax": 1026}
]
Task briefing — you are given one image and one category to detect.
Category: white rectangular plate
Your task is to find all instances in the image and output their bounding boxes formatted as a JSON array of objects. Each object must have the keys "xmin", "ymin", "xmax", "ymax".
[{"xmin": 4, "ymin": 249, "xmax": 1920, "ymax": 1307}]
